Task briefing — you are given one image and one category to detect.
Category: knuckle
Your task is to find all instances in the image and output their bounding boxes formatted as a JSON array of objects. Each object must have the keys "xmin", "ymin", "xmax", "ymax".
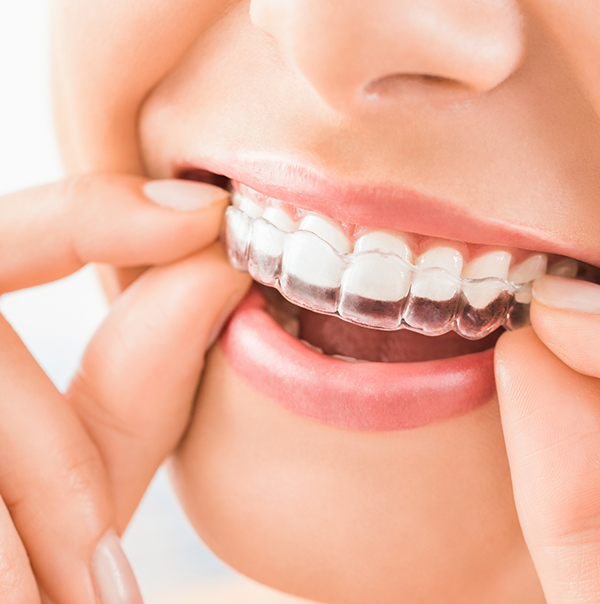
[
  {"xmin": 56, "ymin": 444, "xmax": 106, "ymax": 503},
  {"xmin": 60, "ymin": 173, "xmax": 98, "ymax": 201},
  {"xmin": 59, "ymin": 173, "xmax": 98, "ymax": 215},
  {"xmin": 56, "ymin": 175, "xmax": 95, "ymax": 264},
  {"xmin": 58, "ymin": 173, "xmax": 114, "ymax": 264},
  {"xmin": 69, "ymin": 368, "xmax": 148, "ymax": 444},
  {"xmin": 59, "ymin": 173, "xmax": 134, "ymax": 264},
  {"xmin": 5, "ymin": 441, "xmax": 107, "ymax": 533}
]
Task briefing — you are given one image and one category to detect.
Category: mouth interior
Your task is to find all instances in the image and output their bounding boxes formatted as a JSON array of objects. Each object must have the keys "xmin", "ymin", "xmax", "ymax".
[
  {"xmin": 179, "ymin": 168, "xmax": 503, "ymax": 362},
  {"xmin": 262, "ymin": 285, "xmax": 502, "ymax": 363},
  {"xmin": 178, "ymin": 167, "xmax": 232, "ymax": 190}
]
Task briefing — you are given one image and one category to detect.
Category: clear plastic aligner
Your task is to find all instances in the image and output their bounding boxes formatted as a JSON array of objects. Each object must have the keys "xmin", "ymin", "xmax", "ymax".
[{"xmin": 224, "ymin": 201, "xmax": 555, "ymax": 340}]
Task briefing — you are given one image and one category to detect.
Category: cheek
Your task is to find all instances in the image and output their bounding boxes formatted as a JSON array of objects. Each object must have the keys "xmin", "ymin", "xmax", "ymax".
[
  {"xmin": 170, "ymin": 345, "xmax": 537, "ymax": 604},
  {"xmin": 52, "ymin": 0, "xmax": 235, "ymax": 173}
]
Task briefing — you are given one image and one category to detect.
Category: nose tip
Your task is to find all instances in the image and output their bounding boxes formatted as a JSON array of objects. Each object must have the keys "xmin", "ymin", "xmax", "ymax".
[{"xmin": 250, "ymin": 0, "xmax": 524, "ymax": 111}]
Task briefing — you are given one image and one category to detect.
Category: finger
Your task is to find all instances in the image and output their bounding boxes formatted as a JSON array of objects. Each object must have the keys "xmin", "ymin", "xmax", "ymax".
[
  {"xmin": 0, "ymin": 175, "xmax": 229, "ymax": 293},
  {"xmin": 0, "ymin": 495, "xmax": 41, "ymax": 604},
  {"xmin": 496, "ymin": 326, "xmax": 600, "ymax": 604},
  {"xmin": 67, "ymin": 242, "xmax": 251, "ymax": 526},
  {"xmin": 0, "ymin": 315, "xmax": 142, "ymax": 604},
  {"xmin": 529, "ymin": 275, "xmax": 600, "ymax": 378}
]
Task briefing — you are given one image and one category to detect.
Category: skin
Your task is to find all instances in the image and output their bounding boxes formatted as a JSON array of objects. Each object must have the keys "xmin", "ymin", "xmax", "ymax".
[
  {"xmin": 14, "ymin": 0, "xmax": 596, "ymax": 602},
  {"xmin": 0, "ymin": 176, "xmax": 250, "ymax": 604}
]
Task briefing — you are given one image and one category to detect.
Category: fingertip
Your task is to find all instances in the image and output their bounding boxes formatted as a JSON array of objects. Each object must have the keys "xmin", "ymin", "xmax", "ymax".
[
  {"xmin": 206, "ymin": 274, "xmax": 253, "ymax": 349},
  {"xmin": 529, "ymin": 297, "xmax": 600, "ymax": 379},
  {"xmin": 533, "ymin": 274, "xmax": 600, "ymax": 315},
  {"xmin": 67, "ymin": 174, "xmax": 231, "ymax": 268},
  {"xmin": 188, "ymin": 239, "xmax": 251, "ymax": 283},
  {"xmin": 91, "ymin": 530, "xmax": 144, "ymax": 604},
  {"xmin": 495, "ymin": 325, "xmax": 537, "ymax": 373},
  {"xmin": 142, "ymin": 179, "xmax": 229, "ymax": 212}
]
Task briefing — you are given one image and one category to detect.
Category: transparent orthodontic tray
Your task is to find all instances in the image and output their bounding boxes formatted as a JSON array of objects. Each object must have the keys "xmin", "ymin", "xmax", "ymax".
[{"xmin": 224, "ymin": 205, "xmax": 539, "ymax": 340}]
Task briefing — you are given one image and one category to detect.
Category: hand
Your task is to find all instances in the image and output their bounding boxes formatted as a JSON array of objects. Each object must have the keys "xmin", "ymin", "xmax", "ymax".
[
  {"xmin": 496, "ymin": 275, "xmax": 600, "ymax": 603},
  {"xmin": 0, "ymin": 174, "xmax": 250, "ymax": 604}
]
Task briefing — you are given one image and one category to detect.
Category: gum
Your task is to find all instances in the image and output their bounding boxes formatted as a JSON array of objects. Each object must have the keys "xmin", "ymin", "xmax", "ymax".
[{"xmin": 225, "ymin": 206, "xmax": 536, "ymax": 340}]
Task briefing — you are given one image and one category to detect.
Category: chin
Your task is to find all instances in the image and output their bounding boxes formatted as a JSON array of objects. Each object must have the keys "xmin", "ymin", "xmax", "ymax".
[{"xmin": 170, "ymin": 343, "xmax": 542, "ymax": 604}]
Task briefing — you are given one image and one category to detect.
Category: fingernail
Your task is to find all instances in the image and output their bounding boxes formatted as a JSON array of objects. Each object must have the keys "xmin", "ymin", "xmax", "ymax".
[
  {"xmin": 533, "ymin": 275, "xmax": 600, "ymax": 314},
  {"xmin": 143, "ymin": 179, "xmax": 229, "ymax": 212},
  {"xmin": 207, "ymin": 281, "xmax": 252, "ymax": 349},
  {"xmin": 91, "ymin": 530, "xmax": 144, "ymax": 604}
]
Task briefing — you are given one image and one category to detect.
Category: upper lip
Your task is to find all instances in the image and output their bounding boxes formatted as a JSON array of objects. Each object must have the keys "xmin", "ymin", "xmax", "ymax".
[{"xmin": 176, "ymin": 154, "xmax": 599, "ymax": 266}]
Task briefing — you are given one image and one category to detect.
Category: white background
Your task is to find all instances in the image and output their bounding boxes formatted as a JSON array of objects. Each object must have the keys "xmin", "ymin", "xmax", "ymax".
[{"xmin": 0, "ymin": 2, "xmax": 250, "ymax": 602}]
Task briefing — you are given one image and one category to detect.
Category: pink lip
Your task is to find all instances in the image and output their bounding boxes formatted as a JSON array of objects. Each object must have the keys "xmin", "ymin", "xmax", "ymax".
[
  {"xmin": 181, "ymin": 154, "xmax": 588, "ymax": 429},
  {"xmin": 178, "ymin": 154, "xmax": 599, "ymax": 266},
  {"xmin": 221, "ymin": 287, "xmax": 496, "ymax": 431}
]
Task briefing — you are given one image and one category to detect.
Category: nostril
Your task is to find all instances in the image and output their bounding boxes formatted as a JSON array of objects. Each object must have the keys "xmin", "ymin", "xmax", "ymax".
[
  {"xmin": 363, "ymin": 73, "xmax": 474, "ymax": 104},
  {"xmin": 250, "ymin": 0, "xmax": 524, "ymax": 113}
]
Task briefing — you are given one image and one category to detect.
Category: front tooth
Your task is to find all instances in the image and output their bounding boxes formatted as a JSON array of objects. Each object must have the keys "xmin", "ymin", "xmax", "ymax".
[
  {"xmin": 462, "ymin": 250, "xmax": 512, "ymax": 280},
  {"xmin": 262, "ymin": 206, "xmax": 297, "ymax": 232},
  {"xmin": 457, "ymin": 251, "xmax": 513, "ymax": 339},
  {"xmin": 339, "ymin": 252, "xmax": 411, "ymax": 329},
  {"xmin": 299, "ymin": 214, "xmax": 351, "ymax": 254},
  {"xmin": 504, "ymin": 254, "xmax": 548, "ymax": 331},
  {"xmin": 418, "ymin": 246, "xmax": 463, "ymax": 276},
  {"xmin": 281, "ymin": 230, "xmax": 346, "ymax": 313},
  {"xmin": 247, "ymin": 218, "xmax": 286, "ymax": 286},
  {"xmin": 354, "ymin": 230, "xmax": 413, "ymax": 263},
  {"xmin": 300, "ymin": 339, "xmax": 324, "ymax": 355},
  {"xmin": 246, "ymin": 205, "xmax": 296, "ymax": 287},
  {"xmin": 411, "ymin": 246, "xmax": 463, "ymax": 301},
  {"xmin": 331, "ymin": 354, "xmax": 368, "ymax": 363},
  {"xmin": 403, "ymin": 246, "xmax": 463, "ymax": 335},
  {"xmin": 461, "ymin": 250, "xmax": 512, "ymax": 309},
  {"xmin": 508, "ymin": 253, "xmax": 548, "ymax": 284},
  {"xmin": 224, "ymin": 206, "xmax": 252, "ymax": 271},
  {"xmin": 235, "ymin": 193, "xmax": 264, "ymax": 218}
]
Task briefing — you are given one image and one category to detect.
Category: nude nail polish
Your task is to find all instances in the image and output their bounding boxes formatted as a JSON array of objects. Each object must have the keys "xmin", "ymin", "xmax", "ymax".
[
  {"xmin": 143, "ymin": 179, "xmax": 229, "ymax": 212},
  {"xmin": 533, "ymin": 275, "xmax": 600, "ymax": 314},
  {"xmin": 91, "ymin": 530, "xmax": 144, "ymax": 604}
]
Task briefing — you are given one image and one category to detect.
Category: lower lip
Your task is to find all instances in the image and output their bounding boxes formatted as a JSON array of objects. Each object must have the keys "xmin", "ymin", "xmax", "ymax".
[{"xmin": 220, "ymin": 286, "xmax": 496, "ymax": 431}]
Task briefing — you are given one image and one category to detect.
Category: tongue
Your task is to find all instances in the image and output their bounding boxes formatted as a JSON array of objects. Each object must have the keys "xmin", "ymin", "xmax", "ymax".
[{"xmin": 298, "ymin": 309, "xmax": 501, "ymax": 362}]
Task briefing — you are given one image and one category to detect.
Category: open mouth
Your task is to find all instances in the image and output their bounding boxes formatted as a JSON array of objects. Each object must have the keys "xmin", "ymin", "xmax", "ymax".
[
  {"xmin": 225, "ymin": 183, "xmax": 570, "ymax": 340},
  {"xmin": 179, "ymin": 166, "xmax": 597, "ymax": 430}
]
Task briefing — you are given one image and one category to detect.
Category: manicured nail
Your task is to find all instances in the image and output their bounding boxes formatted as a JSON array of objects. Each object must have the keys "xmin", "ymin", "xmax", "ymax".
[
  {"xmin": 91, "ymin": 530, "xmax": 144, "ymax": 604},
  {"xmin": 143, "ymin": 179, "xmax": 229, "ymax": 212},
  {"xmin": 533, "ymin": 275, "xmax": 600, "ymax": 314}
]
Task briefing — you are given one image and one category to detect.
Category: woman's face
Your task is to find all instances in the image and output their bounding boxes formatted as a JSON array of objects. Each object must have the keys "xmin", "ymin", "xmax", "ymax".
[{"xmin": 53, "ymin": 2, "xmax": 600, "ymax": 602}]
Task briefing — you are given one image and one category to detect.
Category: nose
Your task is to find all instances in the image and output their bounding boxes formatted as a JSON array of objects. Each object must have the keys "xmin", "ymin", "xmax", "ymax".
[{"xmin": 250, "ymin": 0, "xmax": 524, "ymax": 111}]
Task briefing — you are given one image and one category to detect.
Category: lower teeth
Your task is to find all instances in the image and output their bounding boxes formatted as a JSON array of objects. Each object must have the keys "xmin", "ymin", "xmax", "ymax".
[
  {"xmin": 225, "ymin": 205, "xmax": 588, "ymax": 340},
  {"xmin": 330, "ymin": 354, "xmax": 368, "ymax": 363}
]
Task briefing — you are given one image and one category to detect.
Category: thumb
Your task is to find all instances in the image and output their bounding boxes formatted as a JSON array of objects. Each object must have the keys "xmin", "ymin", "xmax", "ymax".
[
  {"xmin": 67, "ymin": 242, "xmax": 252, "ymax": 527},
  {"xmin": 495, "ymin": 275, "xmax": 600, "ymax": 604}
]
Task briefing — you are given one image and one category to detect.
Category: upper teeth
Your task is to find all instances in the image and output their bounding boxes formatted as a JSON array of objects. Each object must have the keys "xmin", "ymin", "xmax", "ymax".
[{"xmin": 226, "ymin": 191, "xmax": 558, "ymax": 339}]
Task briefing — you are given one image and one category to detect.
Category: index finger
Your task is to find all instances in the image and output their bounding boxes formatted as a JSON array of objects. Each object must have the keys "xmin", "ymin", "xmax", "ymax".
[{"xmin": 0, "ymin": 174, "xmax": 229, "ymax": 293}]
